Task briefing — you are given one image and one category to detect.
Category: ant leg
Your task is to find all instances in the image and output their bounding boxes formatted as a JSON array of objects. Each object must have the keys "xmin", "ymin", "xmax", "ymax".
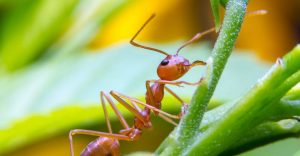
[
  {"xmin": 145, "ymin": 80, "xmax": 182, "ymax": 118},
  {"xmin": 69, "ymin": 92, "xmax": 132, "ymax": 156},
  {"xmin": 100, "ymin": 91, "xmax": 113, "ymax": 133},
  {"xmin": 109, "ymin": 90, "xmax": 179, "ymax": 128},
  {"xmin": 70, "ymin": 129, "xmax": 131, "ymax": 140},
  {"xmin": 112, "ymin": 91, "xmax": 180, "ymax": 120},
  {"xmin": 130, "ymin": 100, "xmax": 142, "ymax": 112},
  {"xmin": 101, "ymin": 91, "xmax": 130, "ymax": 129},
  {"xmin": 164, "ymin": 86, "xmax": 186, "ymax": 105},
  {"xmin": 130, "ymin": 14, "xmax": 168, "ymax": 56},
  {"xmin": 147, "ymin": 78, "xmax": 204, "ymax": 87},
  {"xmin": 110, "ymin": 91, "xmax": 149, "ymax": 124},
  {"xmin": 164, "ymin": 86, "xmax": 188, "ymax": 117},
  {"xmin": 69, "ymin": 131, "xmax": 75, "ymax": 156},
  {"xmin": 112, "ymin": 91, "xmax": 179, "ymax": 126},
  {"xmin": 69, "ymin": 130, "xmax": 130, "ymax": 156},
  {"xmin": 145, "ymin": 80, "xmax": 156, "ymax": 108},
  {"xmin": 158, "ymin": 113, "xmax": 178, "ymax": 126}
]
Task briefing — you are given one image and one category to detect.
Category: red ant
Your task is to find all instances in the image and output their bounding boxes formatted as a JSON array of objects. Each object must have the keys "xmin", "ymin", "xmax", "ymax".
[
  {"xmin": 68, "ymin": 9, "xmax": 268, "ymax": 155},
  {"xmin": 69, "ymin": 14, "xmax": 215, "ymax": 156}
]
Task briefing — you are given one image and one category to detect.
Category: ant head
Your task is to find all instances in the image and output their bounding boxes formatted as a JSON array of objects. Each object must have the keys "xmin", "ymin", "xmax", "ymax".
[
  {"xmin": 157, "ymin": 54, "xmax": 190, "ymax": 81},
  {"xmin": 131, "ymin": 14, "xmax": 207, "ymax": 81}
]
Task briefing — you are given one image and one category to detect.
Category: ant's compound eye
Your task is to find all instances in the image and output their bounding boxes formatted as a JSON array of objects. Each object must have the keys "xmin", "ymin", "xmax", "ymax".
[{"xmin": 160, "ymin": 60, "xmax": 169, "ymax": 66}]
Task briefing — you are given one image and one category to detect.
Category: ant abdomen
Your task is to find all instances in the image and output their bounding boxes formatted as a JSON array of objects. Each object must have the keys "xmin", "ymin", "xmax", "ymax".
[{"xmin": 81, "ymin": 137, "xmax": 120, "ymax": 156}]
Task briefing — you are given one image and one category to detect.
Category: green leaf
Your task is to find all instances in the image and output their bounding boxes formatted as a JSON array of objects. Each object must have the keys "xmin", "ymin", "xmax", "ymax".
[
  {"xmin": 209, "ymin": 0, "xmax": 230, "ymax": 32},
  {"xmin": 210, "ymin": 0, "xmax": 221, "ymax": 31},
  {"xmin": 0, "ymin": 0, "xmax": 26, "ymax": 8},
  {"xmin": 49, "ymin": 0, "xmax": 132, "ymax": 57},
  {"xmin": 127, "ymin": 151, "xmax": 153, "ymax": 156},
  {"xmin": 240, "ymin": 138, "xmax": 300, "ymax": 156},
  {"xmin": 0, "ymin": 0, "xmax": 80, "ymax": 71},
  {"xmin": 0, "ymin": 0, "xmax": 131, "ymax": 71},
  {"xmin": 220, "ymin": 0, "xmax": 229, "ymax": 7},
  {"xmin": 200, "ymin": 88, "xmax": 300, "ymax": 155},
  {"xmin": 0, "ymin": 42, "xmax": 270, "ymax": 154}
]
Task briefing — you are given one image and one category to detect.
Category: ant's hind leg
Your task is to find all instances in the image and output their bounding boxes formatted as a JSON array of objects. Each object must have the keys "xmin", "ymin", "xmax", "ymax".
[
  {"xmin": 69, "ymin": 130, "xmax": 75, "ymax": 156},
  {"xmin": 69, "ymin": 92, "xmax": 133, "ymax": 156},
  {"xmin": 111, "ymin": 90, "xmax": 179, "ymax": 126},
  {"xmin": 101, "ymin": 91, "xmax": 130, "ymax": 130},
  {"xmin": 113, "ymin": 91, "xmax": 179, "ymax": 126},
  {"xmin": 70, "ymin": 129, "xmax": 130, "ymax": 141},
  {"xmin": 110, "ymin": 91, "xmax": 149, "ymax": 124},
  {"xmin": 158, "ymin": 113, "xmax": 178, "ymax": 126},
  {"xmin": 69, "ymin": 129, "xmax": 131, "ymax": 156},
  {"xmin": 111, "ymin": 90, "xmax": 177, "ymax": 126},
  {"xmin": 100, "ymin": 91, "xmax": 113, "ymax": 133},
  {"xmin": 111, "ymin": 91, "xmax": 180, "ymax": 120}
]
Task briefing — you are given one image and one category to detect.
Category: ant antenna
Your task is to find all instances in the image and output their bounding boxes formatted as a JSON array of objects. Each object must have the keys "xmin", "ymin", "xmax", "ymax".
[
  {"xmin": 175, "ymin": 9, "xmax": 267, "ymax": 55},
  {"xmin": 176, "ymin": 27, "xmax": 215, "ymax": 55},
  {"xmin": 130, "ymin": 14, "xmax": 169, "ymax": 56},
  {"xmin": 246, "ymin": 10, "xmax": 267, "ymax": 17}
]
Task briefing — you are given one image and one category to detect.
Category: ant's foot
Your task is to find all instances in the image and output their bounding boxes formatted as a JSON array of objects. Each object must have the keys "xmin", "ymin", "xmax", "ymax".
[{"xmin": 178, "ymin": 103, "xmax": 189, "ymax": 118}]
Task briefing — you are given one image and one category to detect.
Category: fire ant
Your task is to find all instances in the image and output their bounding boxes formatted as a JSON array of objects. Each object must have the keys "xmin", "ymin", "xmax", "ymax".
[
  {"xmin": 68, "ymin": 9, "xmax": 268, "ymax": 155},
  {"xmin": 69, "ymin": 14, "xmax": 215, "ymax": 156}
]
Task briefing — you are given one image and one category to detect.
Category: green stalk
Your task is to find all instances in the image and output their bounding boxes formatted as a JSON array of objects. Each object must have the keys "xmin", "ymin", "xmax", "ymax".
[
  {"xmin": 223, "ymin": 119, "xmax": 300, "ymax": 155},
  {"xmin": 156, "ymin": 86, "xmax": 300, "ymax": 155},
  {"xmin": 210, "ymin": 0, "xmax": 221, "ymax": 31},
  {"xmin": 157, "ymin": 0, "xmax": 248, "ymax": 155},
  {"xmin": 202, "ymin": 89, "xmax": 300, "ymax": 155},
  {"xmin": 199, "ymin": 88, "xmax": 300, "ymax": 132},
  {"xmin": 186, "ymin": 45, "xmax": 300, "ymax": 155}
]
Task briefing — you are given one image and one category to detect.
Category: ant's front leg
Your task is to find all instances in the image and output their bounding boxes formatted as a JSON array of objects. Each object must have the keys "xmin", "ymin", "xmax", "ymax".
[
  {"xmin": 147, "ymin": 77, "xmax": 204, "ymax": 87},
  {"xmin": 164, "ymin": 86, "xmax": 188, "ymax": 118}
]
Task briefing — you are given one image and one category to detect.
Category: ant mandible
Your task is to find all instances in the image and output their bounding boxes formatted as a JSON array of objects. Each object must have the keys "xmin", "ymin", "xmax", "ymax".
[{"xmin": 69, "ymin": 14, "xmax": 214, "ymax": 156}]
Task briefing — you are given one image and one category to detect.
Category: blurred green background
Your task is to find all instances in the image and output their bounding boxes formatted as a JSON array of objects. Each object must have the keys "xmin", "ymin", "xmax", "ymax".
[{"xmin": 0, "ymin": 0, "xmax": 300, "ymax": 155}]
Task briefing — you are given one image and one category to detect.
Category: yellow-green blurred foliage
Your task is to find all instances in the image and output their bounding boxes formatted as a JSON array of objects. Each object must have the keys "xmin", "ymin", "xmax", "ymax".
[{"xmin": 1, "ymin": 0, "xmax": 300, "ymax": 155}]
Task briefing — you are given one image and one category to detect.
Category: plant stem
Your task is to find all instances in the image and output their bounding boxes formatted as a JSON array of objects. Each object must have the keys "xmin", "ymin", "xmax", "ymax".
[
  {"xmin": 157, "ymin": 0, "xmax": 248, "ymax": 155},
  {"xmin": 198, "ymin": 87, "xmax": 300, "ymax": 130},
  {"xmin": 222, "ymin": 119, "xmax": 300, "ymax": 155},
  {"xmin": 186, "ymin": 45, "xmax": 300, "ymax": 155}
]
